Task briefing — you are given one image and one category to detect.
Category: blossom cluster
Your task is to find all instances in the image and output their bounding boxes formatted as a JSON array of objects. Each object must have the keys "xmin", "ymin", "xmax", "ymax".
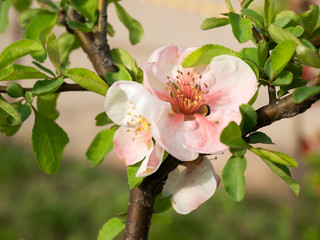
[{"xmin": 105, "ymin": 45, "xmax": 257, "ymax": 214}]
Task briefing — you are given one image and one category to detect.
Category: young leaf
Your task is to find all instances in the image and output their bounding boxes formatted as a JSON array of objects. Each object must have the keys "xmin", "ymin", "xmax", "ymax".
[
  {"xmin": 65, "ymin": 68, "xmax": 108, "ymax": 96},
  {"xmin": 6, "ymin": 83, "xmax": 25, "ymax": 98},
  {"xmin": 264, "ymin": 0, "xmax": 274, "ymax": 26},
  {"xmin": 105, "ymin": 63, "xmax": 132, "ymax": 85},
  {"xmin": 292, "ymin": 86, "xmax": 320, "ymax": 103},
  {"xmin": 222, "ymin": 156, "xmax": 247, "ymax": 201},
  {"xmin": 24, "ymin": 13, "xmax": 57, "ymax": 62},
  {"xmin": 248, "ymin": 132, "xmax": 274, "ymax": 144},
  {"xmin": 300, "ymin": 4, "xmax": 319, "ymax": 35},
  {"xmin": 229, "ymin": 12, "xmax": 252, "ymax": 43},
  {"xmin": 31, "ymin": 78, "xmax": 64, "ymax": 96},
  {"xmin": 274, "ymin": 10, "xmax": 296, "ymax": 27},
  {"xmin": 37, "ymin": 93, "xmax": 60, "ymax": 120},
  {"xmin": 67, "ymin": 21, "xmax": 94, "ymax": 32},
  {"xmin": 57, "ymin": 32, "xmax": 80, "ymax": 63},
  {"xmin": 0, "ymin": 39, "xmax": 43, "ymax": 70},
  {"xmin": 32, "ymin": 61, "xmax": 56, "ymax": 77},
  {"xmin": 97, "ymin": 217, "xmax": 125, "ymax": 240},
  {"xmin": 225, "ymin": 0, "xmax": 234, "ymax": 12},
  {"xmin": 182, "ymin": 44, "xmax": 239, "ymax": 68},
  {"xmin": 242, "ymin": 0, "xmax": 254, "ymax": 9},
  {"xmin": 258, "ymin": 40, "xmax": 268, "ymax": 68},
  {"xmin": 113, "ymin": 1, "xmax": 144, "ymax": 45},
  {"xmin": 268, "ymin": 24, "xmax": 301, "ymax": 44},
  {"xmin": 86, "ymin": 129, "xmax": 116, "ymax": 167},
  {"xmin": 220, "ymin": 121, "xmax": 248, "ymax": 148},
  {"xmin": 0, "ymin": 0, "xmax": 10, "ymax": 33},
  {"xmin": 127, "ymin": 161, "xmax": 144, "ymax": 190},
  {"xmin": 201, "ymin": 17, "xmax": 229, "ymax": 30},
  {"xmin": 270, "ymin": 71, "xmax": 293, "ymax": 86},
  {"xmin": 70, "ymin": 0, "xmax": 97, "ymax": 23},
  {"xmin": 25, "ymin": 91, "xmax": 34, "ymax": 104},
  {"xmin": 262, "ymin": 159, "xmax": 300, "ymax": 196},
  {"xmin": 0, "ymin": 99, "xmax": 21, "ymax": 123},
  {"xmin": 95, "ymin": 112, "xmax": 113, "ymax": 126},
  {"xmin": 32, "ymin": 108, "xmax": 69, "ymax": 174},
  {"xmin": 107, "ymin": 23, "xmax": 115, "ymax": 36},
  {"xmin": 249, "ymin": 147, "xmax": 297, "ymax": 167},
  {"xmin": 47, "ymin": 33, "xmax": 61, "ymax": 75},
  {"xmin": 0, "ymin": 64, "xmax": 49, "ymax": 81},
  {"xmin": 0, "ymin": 106, "xmax": 21, "ymax": 136},
  {"xmin": 270, "ymin": 40, "xmax": 296, "ymax": 78},
  {"xmin": 241, "ymin": 8, "xmax": 264, "ymax": 29},
  {"xmin": 239, "ymin": 104, "xmax": 257, "ymax": 135}
]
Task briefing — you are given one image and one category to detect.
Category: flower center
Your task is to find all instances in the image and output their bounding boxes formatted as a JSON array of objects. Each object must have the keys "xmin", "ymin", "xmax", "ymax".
[{"xmin": 167, "ymin": 70, "xmax": 209, "ymax": 115}]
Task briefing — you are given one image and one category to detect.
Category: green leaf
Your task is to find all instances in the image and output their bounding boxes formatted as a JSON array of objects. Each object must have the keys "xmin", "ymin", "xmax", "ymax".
[
  {"xmin": 65, "ymin": 68, "xmax": 108, "ymax": 96},
  {"xmin": 248, "ymin": 131, "xmax": 274, "ymax": 144},
  {"xmin": 105, "ymin": 63, "xmax": 132, "ymax": 85},
  {"xmin": 262, "ymin": 159, "xmax": 300, "ymax": 196},
  {"xmin": 6, "ymin": 102, "xmax": 32, "ymax": 125},
  {"xmin": 0, "ymin": 64, "xmax": 49, "ymax": 81},
  {"xmin": 285, "ymin": 62, "xmax": 303, "ymax": 77},
  {"xmin": 268, "ymin": 40, "xmax": 296, "ymax": 79},
  {"xmin": 229, "ymin": 12, "xmax": 252, "ymax": 43},
  {"xmin": 127, "ymin": 161, "xmax": 144, "ymax": 190},
  {"xmin": 0, "ymin": 0, "xmax": 10, "ymax": 33},
  {"xmin": 12, "ymin": 0, "xmax": 31, "ymax": 11},
  {"xmin": 242, "ymin": 0, "xmax": 254, "ymax": 9},
  {"xmin": 32, "ymin": 61, "xmax": 56, "ymax": 77},
  {"xmin": 37, "ymin": 0, "xmax": 60, "ymax": 11},
  {"xmin": 292, "ymin": 86, "xmax": 320, "ymax": 103},
  {"xmin": 201, "ymin": 17, "xmax": 229, "ymax": 30},
  {"xmin": 182, "ymin": 44, "xmax": 239, "ymax": 68},
  {"xmin": 264, "ymin": 0, "xmax": 274, "ymax": 26},
  {"xmin": 0, "ymin": 99, "xmax": 21, "ymax": 123},
  {"xmin": 225, "ymin": 0, "xmax": 234, "ymax": 12},
  {"xmin": 274, "ymin": 10, "xmax": 296, "ymax": 27},
  {"xmin": 300, "ymin": 4, "xmax": 319, "ymax": 35},
  {"xmin": 222, "ymin": 156, "xmax": 247, "ymax": 201},
  {"xmin": 0, "ymin": 102, "xmax": 21, "ymax": 136},
  {"xmin": 113, "ymin": 1, "xmax": 144, "ymax": 45},
  {"xmin": 268, "ymin": 24, "xmax": 301, "ymax": 45},
  {"xmin": 95, "ymin": 112, "xmax": 113, "ymax": 126},
  {"xmin": 18, "ymin": 8, "xmax": 51, "ymax": 28},
  {"xmin": 0, "ymin": 39, "xmax": 43, "ymax": 70},
  {"xmin": 86, "ymin": 129, "xmax": 116, "ymax": 167},
  {"xmin": 32, "ymin": 108, "xmax": 69, "ymax": 174},
  {"xmin": 57, "ymin": 32, "xmax": 80, "ymax": 63},
  {"xmin": 270, "ymin": 71, "xmax": 293, "ymax": 86},
  {"xmin": 286, "ymin": 25, "xmax": 304, "ymax": 37},
  {"xmin": 278, "ymin": 77, "xmax": 306, "ymax": 98},
  {"xmin": 296, "ymin": 44, "xmax": 320, "ymax": 68},
  {"xmin": 37, "ymin": 93, "xmax": 60, "ymax": 120},
  {"xmin": 32, "ymin": 78, "xmax": 64, "ymax": 96},
  {"xmin": 241, "ymin": 8, "xmax": 264, "ymax": 29},
  {"xmin": 24, "ymin": 13, "xmax": 57, "ymax": 62},
  {"xmin": 153, "ymin": 196, "xmax": 172, "ymax": 213},
  {"xmin": 110, "ymin": 48, "xmax": 143, "ymax": 83},
  {"xmin": 47, "ymin": 33, "xmax": 61, "ymax": 75},
  {"xmin": 239, "ymin": 104, "xmax": 257, "ymax": 135},
  {"xmin": 67, "ymin": 21, "xmax": 94, "ymax": 32},
  {"xmin": 70, "ymin": 0, "xmax": 97, "ymax": 23},
  {"xmin": 258, "ymin": 40, "xmax": 268, "ymax": 68},
  {"xmin": 229, "ymin": 148, "xmax": 247, "ymax": 157},
  {"xmin": 6, "ymin": 83, "xmax": 24, "ymax": 98},
  {"xmin": 240, "ymin": 48, "xmax": 258, "ymax": 66},
  {"xmin": 97, "ymin": 217, "xmax": 125, "ymax": 240},
  {"xmin": 107, "ymin": 23, "xmax": 115, "ymax": 36},
  {"xmin": 249, "ymin": 147, "xmax": 297, "ymax": 167},
  {"xmin": 220, "ymin": 121, "xmax": 248, "ymax": 148}
]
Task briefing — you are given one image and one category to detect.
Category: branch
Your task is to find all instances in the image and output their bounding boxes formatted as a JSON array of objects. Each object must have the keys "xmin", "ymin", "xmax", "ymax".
[
  {"xmin": 124, "ymin": 155, "xmax": 182, "ymax": 239},
  {"xmin": 254, "ymin": 76, "xmax": 320, "ymax": 131}
]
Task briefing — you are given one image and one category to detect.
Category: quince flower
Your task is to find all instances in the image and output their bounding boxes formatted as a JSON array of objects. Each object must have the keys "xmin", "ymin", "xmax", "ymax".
[
  {"xmin": 162, "ymin": 157, "xmax": 220, "ymax": 214},
  {"xmin": 144, "ymin": 44, "xmax": 257, "ymax": 161},
  {"xmin": 104, "ymin": 81, "xmax": 165, "ymax": 177}
]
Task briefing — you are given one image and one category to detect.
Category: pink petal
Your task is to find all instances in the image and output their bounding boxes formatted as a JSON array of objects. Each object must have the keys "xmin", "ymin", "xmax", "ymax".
[
  {"xmin": 153, "ymin": 108, "xmax": 199, "ymax": 161},
  {"xmin": 202, "ymin": 55, "xmax": 257, "ymax": 111},
  {"xmin": 162, "ymin": 158, "xmax": 218, "ymax": 214},
  {"xmin": 182, "ymin": 111, "xmax": 241, "ymax": 154},
  {"xmin": 113, "ymin": 125, "xmax": 153, "ymax": 166},
  {"xmin": 136, "ymin": 143, "xmax": 164, "ymax": 177}
]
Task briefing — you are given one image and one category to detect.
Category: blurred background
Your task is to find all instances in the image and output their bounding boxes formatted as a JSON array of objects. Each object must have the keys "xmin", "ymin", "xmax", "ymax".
[{"xmin": 1, "ymin": 0, "xmax": 320, "ymax": 239}]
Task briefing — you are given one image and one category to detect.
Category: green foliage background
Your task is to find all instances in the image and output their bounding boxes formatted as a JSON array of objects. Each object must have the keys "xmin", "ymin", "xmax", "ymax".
[{"xmin": 1, "ymin": 139, "xmax": 319, "ymax": 240}]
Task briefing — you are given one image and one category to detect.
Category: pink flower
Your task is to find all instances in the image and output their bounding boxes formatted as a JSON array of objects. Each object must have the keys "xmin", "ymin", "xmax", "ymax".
[
  {"xmin": 144, "ymin": 44, "xmax": 257, "ymax": 161},
  {"xmin": 162, "ymin": 157, "xmax": 220, "ymax": 214},
  {"xmin": 104, "ymin": 81, "xmax": 165, "ymax": 177}
]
